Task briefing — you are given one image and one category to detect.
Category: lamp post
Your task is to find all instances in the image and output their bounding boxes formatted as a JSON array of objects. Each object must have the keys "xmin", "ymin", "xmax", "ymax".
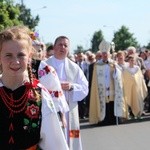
[
  {"xmin": 33, "ymin": 6, "xmax": 47, "ymax": 11},
  {"xmin": 103, "ymin": 25, "xmax": 115, "ymax": 41},
  {"xmin": 103, "ymin": 25, "xmax": 116, "ymax": 52},
  {"xmin": 21, "ymin": 0, "xmax": 24, "ymax": 5},
  {"xmin": 103, "ymin": 25, "xmax": 115, "ymax": 31}
]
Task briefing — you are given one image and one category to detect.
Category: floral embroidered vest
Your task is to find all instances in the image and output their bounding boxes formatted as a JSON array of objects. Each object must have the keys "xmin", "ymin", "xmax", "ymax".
[{"xmin": 0, "ymin": 82, "xmax": 42, "ymax": 149}]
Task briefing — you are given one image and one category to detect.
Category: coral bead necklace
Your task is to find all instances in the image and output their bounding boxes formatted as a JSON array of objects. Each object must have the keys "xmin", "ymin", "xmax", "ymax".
[{"xmin": 0, "ymin": 86, "xmax": 30, "ymax": 114}]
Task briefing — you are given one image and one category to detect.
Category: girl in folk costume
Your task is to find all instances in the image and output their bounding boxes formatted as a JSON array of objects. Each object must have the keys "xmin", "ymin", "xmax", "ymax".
[
  {"xmin": 0, "ymin": 26, "xmax": 69, "ymax": 150},
  {"xmin": 123, "ymin": 55, "xmax": 148, "ymax": 118}
]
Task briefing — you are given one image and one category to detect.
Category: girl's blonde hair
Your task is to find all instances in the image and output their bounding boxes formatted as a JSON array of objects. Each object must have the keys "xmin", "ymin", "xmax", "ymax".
[
  {"xmin": 0, "ymin": 25, "xmax": 33, "ymax": 52},
  {"xmin": 0, "ymin": 25, "xmax": 40, "ymax": 101}
]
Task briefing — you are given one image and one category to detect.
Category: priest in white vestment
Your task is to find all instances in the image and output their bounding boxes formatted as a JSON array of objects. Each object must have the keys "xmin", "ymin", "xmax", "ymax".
[
  {"xmin": 89, "ymin": 40, "xmax": 128, "ymax": 126},
  {"xmin": 42, "ymin": 36, "xmax": 88, "ymax": 150}
]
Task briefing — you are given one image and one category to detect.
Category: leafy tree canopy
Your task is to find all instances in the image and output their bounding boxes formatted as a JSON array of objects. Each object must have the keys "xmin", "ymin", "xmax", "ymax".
[
  {"xmin": 0, "ymin": 0, "xmax": 39, "ymax": 31},
  {"xmin": 16, "ymin": 3, "xmax": 39, "ymax": 31},
  {"xmin": 91, "ymin": 30, "xmax": 104, "ymax": 53},
  {"xmin": 112, "ymin": 25, "xmax": 139, "ymax": 51},
  {"xmin": 74, "ymin": 45, "xmax": 84, "ymax": 54},
  {"xmin": 0, "ymin": 0, "xmax": 20, "ymax": 31}
]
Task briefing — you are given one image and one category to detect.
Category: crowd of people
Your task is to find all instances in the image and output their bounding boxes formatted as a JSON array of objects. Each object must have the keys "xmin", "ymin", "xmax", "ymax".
[
  {"xmin": 66, "ymin": 41, "xmax": 150, "ymax": 126},
  {"xmin": 71, "ymin": 41, "xmax": 149, "ymax": 126},
  {"xmin": 0, "ymin": 25, "xmax": 150, "ymax": 149}
]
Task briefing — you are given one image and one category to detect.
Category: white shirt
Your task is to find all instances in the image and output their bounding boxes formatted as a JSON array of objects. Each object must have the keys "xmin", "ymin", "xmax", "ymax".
[{"xmin": 46, "ymin": 56, "xmax": 89, "ymax": 102}]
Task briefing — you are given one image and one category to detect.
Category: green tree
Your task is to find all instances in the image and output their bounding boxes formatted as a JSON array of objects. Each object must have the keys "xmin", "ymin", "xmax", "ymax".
[
  {"xmin": 74, "ymin": 45, "xmax": 84, "ymax": 54},
  {"xmin": 146, "ymin": 42, "xmax": 150, "ymax": 49},
  {"xmin": 112, "ymin": 25, "xmax": 139, "ymax": 51},
  {"xmin": 16, "ymin": 3, "xmax": 39, "ymax": 31},
  {"xmin": 0, "ymin": 0, "xmax": 39, "ymax": 32},
  {"xmin": 91, "ymin": 30, "xmax": 104, "ymax": 53},
  {"xmin": 0, "ymin": 0, "xmax": 20, "ymax": 31}
]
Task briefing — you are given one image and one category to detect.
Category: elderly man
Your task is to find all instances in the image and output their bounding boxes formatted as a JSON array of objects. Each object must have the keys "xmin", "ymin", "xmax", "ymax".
[{"xmin": 89, "ymin": 40, "xmax": 127, "ymax": 126}]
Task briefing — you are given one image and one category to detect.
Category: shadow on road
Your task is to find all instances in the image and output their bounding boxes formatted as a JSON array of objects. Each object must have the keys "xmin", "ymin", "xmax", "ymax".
[{"xmin": 80, "ymin": 114, "xmax": 150, "ymax": 130}]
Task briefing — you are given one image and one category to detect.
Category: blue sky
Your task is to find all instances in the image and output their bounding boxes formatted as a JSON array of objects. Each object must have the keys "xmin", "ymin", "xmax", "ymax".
[{"xmin": 15, "ymin": 0, "xmax": 150, "ymax": 52}]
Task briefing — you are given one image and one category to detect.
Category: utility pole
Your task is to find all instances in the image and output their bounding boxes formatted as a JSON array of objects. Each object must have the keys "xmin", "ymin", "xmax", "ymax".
[{"xmin": 21, "ymin": 0, "xmax": 24, "ymax": 5}]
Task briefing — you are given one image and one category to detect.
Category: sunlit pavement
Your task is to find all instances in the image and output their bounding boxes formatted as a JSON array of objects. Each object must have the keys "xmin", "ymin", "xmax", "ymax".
[{"xmin": 80, "ymin": 115, "xmax": 150, "ymax": 150}]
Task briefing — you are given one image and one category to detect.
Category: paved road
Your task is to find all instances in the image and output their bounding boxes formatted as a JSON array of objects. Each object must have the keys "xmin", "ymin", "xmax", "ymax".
[{"xmin": 80, "ymin": 118, "xmax": 150, "ymax": 150}]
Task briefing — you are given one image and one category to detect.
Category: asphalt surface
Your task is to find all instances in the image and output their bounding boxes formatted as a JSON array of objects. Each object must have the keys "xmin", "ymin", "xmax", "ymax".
[{"xmin": 80, "ymin": 116, "xmax": 150, "ymax": 150}]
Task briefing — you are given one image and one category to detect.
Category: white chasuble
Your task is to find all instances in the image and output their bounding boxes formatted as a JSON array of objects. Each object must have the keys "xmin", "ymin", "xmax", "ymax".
[
  {"xmin": 123, "ymin": 67, "xmax": 148, "ymax": 116},
  {"xmin": 45, "ymin": 56, "xmax": 88, "ymax": 150},
  {"xmin": 89, "ymin": 62, "xmax": 127, "ymax": 125}
]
